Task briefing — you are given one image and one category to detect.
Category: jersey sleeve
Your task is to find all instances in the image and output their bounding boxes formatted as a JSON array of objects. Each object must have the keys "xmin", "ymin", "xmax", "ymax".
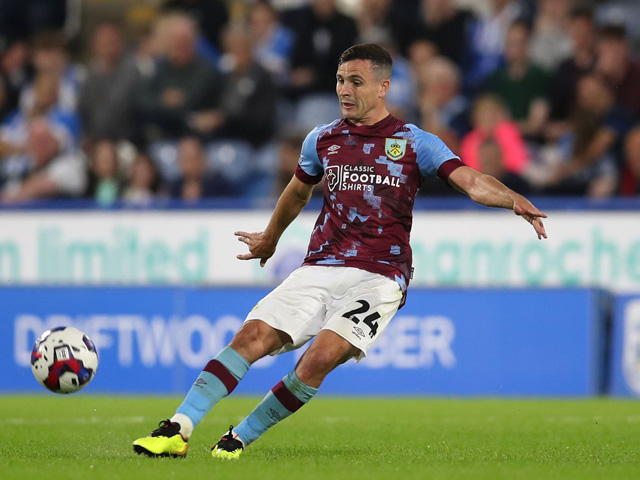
[
  {"xmin": 407, "ymin": 124, "xmax": 461, "ymax": 178},
  {"xmin": 294, "ymin": 126, "xmax": 324, "ymax": 184}
]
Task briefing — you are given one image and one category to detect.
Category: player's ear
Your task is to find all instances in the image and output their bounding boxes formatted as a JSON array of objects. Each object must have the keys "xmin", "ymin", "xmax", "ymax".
[{"xmin": 379, "ymin": 78, "xmax": 390, "ymax": 98}]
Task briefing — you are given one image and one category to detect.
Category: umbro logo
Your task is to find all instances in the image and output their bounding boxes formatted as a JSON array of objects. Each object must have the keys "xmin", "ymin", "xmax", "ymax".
[
  {"xmin": 352, "ymin": 326, "xmax": 365, "ymax": 340},
  {"xmin": 268, "ymin": 408, "xmax": 281, "ymax": 421},
  {"xmin": 194, "ymin": 378, "xmax": 207, "ymax": 387},
  {"xmin": 328, "ymin": 145, "xmax": 340, "ymax": 155}
]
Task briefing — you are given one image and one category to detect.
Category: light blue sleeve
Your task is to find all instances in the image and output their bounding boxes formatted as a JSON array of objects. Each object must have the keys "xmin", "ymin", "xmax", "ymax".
[
  {"xmin": 406, "ymin": 124, "xmax": 460, "ymax": 178},
  {"xmin": 297, "ymin": 126, "xmax": 323, "ymax": 177}
]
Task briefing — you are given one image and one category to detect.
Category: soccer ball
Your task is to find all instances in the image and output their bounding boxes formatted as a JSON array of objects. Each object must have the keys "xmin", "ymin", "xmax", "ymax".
[{"xmin": 30, "ymin": 326, "xmax": 99, "ymax": 394}]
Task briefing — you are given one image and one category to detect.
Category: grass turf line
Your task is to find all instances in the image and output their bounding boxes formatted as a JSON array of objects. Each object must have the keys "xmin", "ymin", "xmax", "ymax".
[{"xmin": 1, "ymin": 396, "xmax": 639, "ymax": 480}]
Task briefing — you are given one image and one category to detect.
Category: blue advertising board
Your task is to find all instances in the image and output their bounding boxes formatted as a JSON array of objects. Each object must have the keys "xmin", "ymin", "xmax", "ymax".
[
  {"xmin": 3, "ymin": 286, "xmax": 605, "ymax": 396},
  {"xmin": 609, "ymin": 295, "xmax": 640, "ymax": 396}
]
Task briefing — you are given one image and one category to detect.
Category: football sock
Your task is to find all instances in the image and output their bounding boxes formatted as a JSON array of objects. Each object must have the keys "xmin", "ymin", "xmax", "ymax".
[
  {"xmin": 174, "ymin": 346, "xmax": 250, "ymax": 438},
  {"xmin": 170, "ymin": 413, "xmax": 193, "ymax": 439},
  {"xmin": 233, "ymin": 370, "xmax": 318, "ymax": 446}
]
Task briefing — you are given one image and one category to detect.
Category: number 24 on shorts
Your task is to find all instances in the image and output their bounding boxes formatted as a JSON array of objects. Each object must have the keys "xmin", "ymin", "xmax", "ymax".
[{"xmin": 342, "ymin": 300, "xmax": 381, "ymax": 338}]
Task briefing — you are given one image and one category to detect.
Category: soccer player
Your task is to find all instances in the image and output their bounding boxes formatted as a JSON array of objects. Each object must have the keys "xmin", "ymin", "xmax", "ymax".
[{"xmin": 133, "ymin": 44, "xmax": 547, "ymax": 459}]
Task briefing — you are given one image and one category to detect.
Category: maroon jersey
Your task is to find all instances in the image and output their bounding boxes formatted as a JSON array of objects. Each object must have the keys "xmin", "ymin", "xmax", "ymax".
[{"xmin": 295, "ymin": 114, "xmax": 461, "ymax": 294}]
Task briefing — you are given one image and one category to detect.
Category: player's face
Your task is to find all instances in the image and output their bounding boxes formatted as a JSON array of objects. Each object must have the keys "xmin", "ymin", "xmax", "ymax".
[{"xmin": 336, "ymin": 59, "xmax": 389, "ymax": 125}]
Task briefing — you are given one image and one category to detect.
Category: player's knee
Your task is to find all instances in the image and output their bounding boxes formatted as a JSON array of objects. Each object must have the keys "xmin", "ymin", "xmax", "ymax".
[
  {"xmin": 229, "ymin": 321, "xmax": 277, "ymax": 363},
  {"xmin": 297, "ymin": 348, "xmax": 341, "ymax": 379},
  {"xmin": 232, "ymin": 321, "xmax": 262, "ymax": 344}
]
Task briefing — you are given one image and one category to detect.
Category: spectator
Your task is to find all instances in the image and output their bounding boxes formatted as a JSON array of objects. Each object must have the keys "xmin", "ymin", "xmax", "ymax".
[
  {"xmin": 1, "ymin": 116, "xmax": 86, "ymax": 203},
  {"xmin": 85, "ymin": 140, "xmax": 122, "ymax": 205},
  {"xmin": 529, "ymin": 0, "xmax": 573, "ymax": 71},
  {"xmin": 20, "ymin": 30, "xmax": 84, "ymax": 115},
  {"xmin": 0, "ymin": 39, "xmax": 30, "ymax": 121},
  {"xmin": 1, "ymin": 72, "xmax": 80, "ymax": 178},
  {"xmin": 408, "ymin": 38, "xmax": 438, "ymax": 75},
  {"xmin": 287, "ymin": 0, "xmax": 357, "ymax": 100},
  {"xmin": 169, "ymin": 137, "xmax": 230, "ymax": 200},
  {"xmin": 541, "ymin": 74, "xmax": 630, "ymax": 197},
  {"xmin": 478, "ymin": 137, "xmax": 530, "ymax": 193},
  {"xmin": 596, "ymin": 24, "xmax": 640, "ymax": 120},
  {"xmin": 417, "ymin": 56, "xmax": 470, "ymax": 151},
  {"xmin": 620, "ymin": 126, "xmax": 640, "ymax": 196},
  {"xmin": 136, "ymin": 13, "xmax": 224, "ymax": 142},
  {"xmin": 357, "ymin": 0, "xmax": 392, "ymax": 43},
  {"xmin": 160, "ymin": 0, "xmax": 229, "ymax": 52},
  {"xmin": 249, "ymin": 1, "xmax": 295, "ymax": 86},
  {"xmin": 384, "ymin": 39, "xmax": 418, "ymax": 123},
  {"xmin": 538, "ymin": 118, "xmax": 618, "ymax": 199},
  {"xmin": 486, "ymin": 20, "xmax": 549, "ymax": 139},
  {"xmin": 122, "ymin": 153, "xmax": 162, "ymax": 205},
  {"xmin": 595, "ymin": 0, "xmax": 640, "ymax": 56},
  {"xmin": 133, "ymin": 25, "xmax": 161, "ymax": 80},
  {"xmin": 547, "ymin": 6, "xmax": 597, "ymax": 137},
  {"xmin": 466, "ymin": 0, "xmax": 532, "ymax": 88},
  {"xmin": 79, "ymin": 22, "xmax": 141, "ymax": 144},
  {"xmin": 356, "ymin": 0, "xmax": 420, "ymax": 54},
  {"xmin": 460, "ymin": 94, "xmax": 530, "ymax": 176},
  {"xmin": 213, "ymin": 23, "xmax": 277, "ymax": 146},
  {"xmin": 27, "ymin": 72, "xmax": 80, "ymax": 142},
  {"xmin": 411, "ymin": 0, "xmax": 476, "ymax": 68}
]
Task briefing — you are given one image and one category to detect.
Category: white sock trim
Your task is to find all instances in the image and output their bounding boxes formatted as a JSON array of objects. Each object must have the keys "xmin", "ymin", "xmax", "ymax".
[{"xmin": 171, "ymin": 413, "xmax": 194, "ymax": 439}]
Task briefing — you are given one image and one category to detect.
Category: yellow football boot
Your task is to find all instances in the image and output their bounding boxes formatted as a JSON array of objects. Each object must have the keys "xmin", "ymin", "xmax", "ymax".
[
  {"xmin": 133, "ymin": 420, "xmax": 188, "ymax": 458},
  {"xmin": 211, "ymin": 425, "xmax": 244, "ymax": 460}
]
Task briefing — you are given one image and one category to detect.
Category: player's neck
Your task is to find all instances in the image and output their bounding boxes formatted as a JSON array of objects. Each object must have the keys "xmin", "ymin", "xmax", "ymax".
[{"xmin": 349, "ymin": 107, "xmax": 391, "ymax": 127}]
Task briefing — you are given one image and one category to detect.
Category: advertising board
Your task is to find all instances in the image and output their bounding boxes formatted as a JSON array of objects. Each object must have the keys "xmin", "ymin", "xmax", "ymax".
[
  {"xmin": 4, "ymin": 286, "xmax": 605, "ymax": 396},
  {"xmin": 0, "ymin": 210, "xmax": 638, "ymax": 292}
]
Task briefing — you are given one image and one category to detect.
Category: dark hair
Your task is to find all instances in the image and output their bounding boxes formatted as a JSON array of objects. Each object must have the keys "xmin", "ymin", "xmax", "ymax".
[
  {"xmin": 599, "ymin": 23, "xmax": 628, "ymax": 42},
  {"xmin": 508, "ymin": 19, "xmax": 532, "ymax": 37},
  {"xmin": 338, "ymin": 44, "xmax": 393, "ymax": 79},
  {"xmin": 570, "ymin": 5, "xmax": 594, "ymax": 21},
  {"xmin": 30, "ymin": 30, "xmax": 67, "ymax": 51}
]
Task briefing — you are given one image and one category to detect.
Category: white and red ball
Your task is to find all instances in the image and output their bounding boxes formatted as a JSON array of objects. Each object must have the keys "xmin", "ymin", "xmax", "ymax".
[{"xmin": 31, "ymin": 326, "xmax": 99, "ymax": 394}]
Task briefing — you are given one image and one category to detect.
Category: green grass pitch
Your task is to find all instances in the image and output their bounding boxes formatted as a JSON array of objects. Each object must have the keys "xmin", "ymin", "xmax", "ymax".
[{"xmin": 1, "ymin": 396, "xmax": 639, "ymax": 480}]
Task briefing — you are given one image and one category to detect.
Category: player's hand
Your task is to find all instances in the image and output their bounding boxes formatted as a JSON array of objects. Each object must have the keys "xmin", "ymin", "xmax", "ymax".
[
  {"xmin": 235, "ymin": 231, "xmax": 277, "ymax": 267},
  {"xmin": 513, "ymin": 198, "xmax": 547, "ymax": 240}
]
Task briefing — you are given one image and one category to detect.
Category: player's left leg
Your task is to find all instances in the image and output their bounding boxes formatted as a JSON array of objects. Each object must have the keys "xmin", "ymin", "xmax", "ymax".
[
  {"xmin": 211, "ymin": 330, "xmax": 358, "ymax": 459},
  {"xmin": 132, "ymin": 321, "xmax": 290, "ymax": 458},
  {"xmin": 211, "ymin": 268, "xmax": 403, "ymax": 459}
]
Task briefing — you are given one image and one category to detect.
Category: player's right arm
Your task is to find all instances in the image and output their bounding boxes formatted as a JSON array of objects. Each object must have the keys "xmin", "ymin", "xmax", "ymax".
[
  {"xmin": 235, "ymin": 175, "xmax": 314, "ymax": 267},
  {"xmin": 236, "ymin": 125, "xmax": 324, "ymax": 266}
]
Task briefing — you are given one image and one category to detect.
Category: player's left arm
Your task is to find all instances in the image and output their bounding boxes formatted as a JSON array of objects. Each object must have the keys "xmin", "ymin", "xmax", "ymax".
[{"xmin": 447, "ymin": 166, "xmax": 547, "ymax": 240}]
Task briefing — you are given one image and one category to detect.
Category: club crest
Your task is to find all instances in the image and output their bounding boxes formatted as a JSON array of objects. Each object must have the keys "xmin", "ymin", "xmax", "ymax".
[{"xmin": 385, "ymin": 138, "xmax": 407, "ymax": 161}]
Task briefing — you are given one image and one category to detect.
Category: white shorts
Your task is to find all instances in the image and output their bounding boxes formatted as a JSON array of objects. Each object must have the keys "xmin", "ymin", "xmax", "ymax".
[{"xmin": 245, "ymin": 265, "xmax": 403, "ymax": 361}]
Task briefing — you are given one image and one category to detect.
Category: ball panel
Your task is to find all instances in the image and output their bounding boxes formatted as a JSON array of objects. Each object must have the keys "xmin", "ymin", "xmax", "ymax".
[{"xmin": 30, "ymin": 326, "xmax": 98, "ymax": 394}]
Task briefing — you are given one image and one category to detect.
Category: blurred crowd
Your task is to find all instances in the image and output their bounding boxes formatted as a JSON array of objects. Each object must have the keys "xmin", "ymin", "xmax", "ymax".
[{"xmin": 0, "ymin": 0, "xmax": 639, "ymax": 205}]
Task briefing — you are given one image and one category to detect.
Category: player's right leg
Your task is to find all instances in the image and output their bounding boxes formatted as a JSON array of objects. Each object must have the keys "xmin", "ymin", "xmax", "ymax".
[
  {"xmin": 133, "ymin": 321, "xmax": 290, "ymax": 458},
  {"xmin": 211, "ymin": 329, "xmax": 358, "ymax": 459}
]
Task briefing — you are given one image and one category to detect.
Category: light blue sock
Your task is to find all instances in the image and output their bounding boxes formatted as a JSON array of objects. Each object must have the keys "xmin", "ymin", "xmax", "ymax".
[
  {"xmin": 175, "ymin": 346, "xmax": 250, "ymax": 434},
  {"xmin": 234, "ymin": 370, "xmax": 318, "ymax": 446}
]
